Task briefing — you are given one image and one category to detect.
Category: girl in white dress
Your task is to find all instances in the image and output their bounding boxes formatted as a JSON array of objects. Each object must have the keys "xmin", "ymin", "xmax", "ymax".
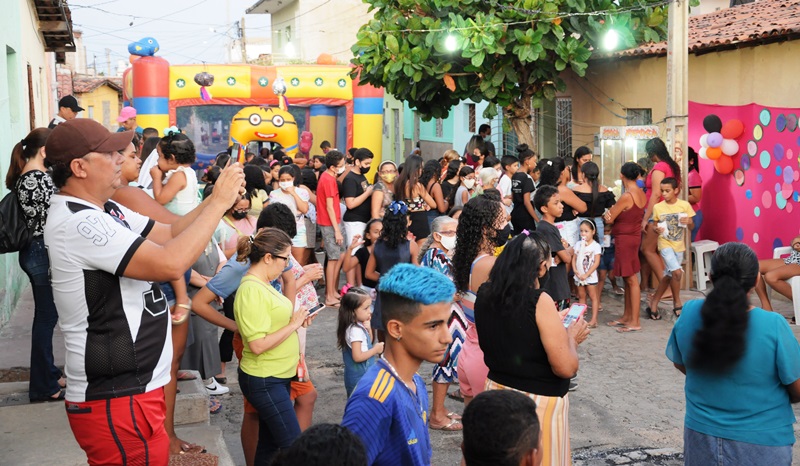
[{"xmin": 150, "ymin": 130, "xmax": 199, "ymax": 216}]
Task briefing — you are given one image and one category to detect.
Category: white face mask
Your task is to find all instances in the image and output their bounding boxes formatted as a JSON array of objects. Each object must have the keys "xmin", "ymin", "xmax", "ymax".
[
  {"xmin": 279, "ymin": 181, "xmax": 293, "ymax": 190},
  {"xmin": 463, "ymin": 179, "xmax": 475, "ymax": 189},
  {"xmin": 439, "ymin": 234, "xmax": 457, "ymax": 252},
  {"xmin": 337, "ymin": 165, "xmax": 346, "ymax": 175},
  {"xmin": 496, "ymin": 168, "xmax": 503, "ymax": 178}
]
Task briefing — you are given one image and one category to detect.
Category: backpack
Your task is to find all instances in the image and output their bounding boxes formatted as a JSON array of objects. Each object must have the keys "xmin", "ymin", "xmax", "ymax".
[{"xmin": 0, "ymin": 190, "xmax": 33, "ymax": 253}]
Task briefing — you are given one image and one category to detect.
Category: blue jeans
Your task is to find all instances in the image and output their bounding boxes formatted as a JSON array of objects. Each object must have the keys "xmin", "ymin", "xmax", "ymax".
[
  {"xmin": 238, "ymin": 369, "xmax": 301, "ymax": 464},
  {"xmin": 691, "ymin": 209, "xmax": 703, "ymax": 242},
  {"xmin": 18, "ymin": 237, "xmax": 61, "ymax": 399},
  {"xmin": 684, "ymin": 427, "xmax": 792, "ymax": 466}
]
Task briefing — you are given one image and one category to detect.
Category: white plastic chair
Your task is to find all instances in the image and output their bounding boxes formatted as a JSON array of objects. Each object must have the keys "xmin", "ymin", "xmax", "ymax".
[
  {"xmin": 691, "ymin": 240, "xmax": 719, "ymax": 291},
  {"xmin": 769, "ymin": 246, "xmax": 800, "ymax": 325}
]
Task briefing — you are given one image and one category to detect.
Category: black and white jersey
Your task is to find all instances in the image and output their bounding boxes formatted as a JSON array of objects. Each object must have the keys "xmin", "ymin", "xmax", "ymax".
[{"xmin": 44, "ymin": 194, "xmax": 172, "ymax": 402}]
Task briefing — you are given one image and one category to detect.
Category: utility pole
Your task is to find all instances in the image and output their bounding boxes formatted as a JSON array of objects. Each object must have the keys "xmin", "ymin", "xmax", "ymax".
[
  {"xmin": 239, "ymin": 17, "xmax": 247, "ymax": 63},
  {"xmin": 105, "ymin": 48, "xmax": 111, "ymax": 76},
  {"xmin": 665, "ymin": 0, "xmax": 690, "ymax": 288}
]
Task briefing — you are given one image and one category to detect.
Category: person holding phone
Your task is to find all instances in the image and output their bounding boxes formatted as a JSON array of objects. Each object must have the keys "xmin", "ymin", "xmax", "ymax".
[{"xmin": 475, "ymin": 232, "xmax": 589, "ymax": 466}]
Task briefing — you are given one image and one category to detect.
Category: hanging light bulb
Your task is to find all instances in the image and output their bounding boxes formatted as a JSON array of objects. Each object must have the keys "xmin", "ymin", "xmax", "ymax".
[
  {"xmin": 445, "ymin": 34, "xmax": 457, "ymax": 52},
  {"xmin": 603, "ymin": 29, "xmax": 619, "ymax": 51}
]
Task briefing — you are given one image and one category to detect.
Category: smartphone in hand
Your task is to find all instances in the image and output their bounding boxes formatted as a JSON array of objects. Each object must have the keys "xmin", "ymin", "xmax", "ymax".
[
  {"xmin": 562, "ymin": 303, "xmax": 587, "ymax": 328},
  {"xmin": 307, "ymin": 303, "xmax": 326, "ymax": 316}
]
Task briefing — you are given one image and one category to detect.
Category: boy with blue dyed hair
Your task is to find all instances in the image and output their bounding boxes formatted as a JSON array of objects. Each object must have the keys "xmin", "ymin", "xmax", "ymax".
[{"xmin": 342, "ymin": 264, "xmax": 455, "ymax": 466}]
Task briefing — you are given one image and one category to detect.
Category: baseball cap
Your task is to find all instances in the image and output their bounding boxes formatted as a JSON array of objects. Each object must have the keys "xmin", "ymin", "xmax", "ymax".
[
  {"xmin": 45, "ymin": 118, "xmax": 134, "ymax": 166},
  {"xmin": 58, "ymin": 95, "xmax": 84, "ymax": 112},
  {"xmin": 117, "ymin": 106, "xmax": 137, "ymax": 123}
]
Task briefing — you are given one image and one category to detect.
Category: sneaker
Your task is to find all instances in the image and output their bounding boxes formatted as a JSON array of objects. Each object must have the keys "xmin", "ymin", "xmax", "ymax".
[
  {"xmin": 206, "ymin": 378, "xmax": 230, "ymax": 395},
  {"xmin": 568, "ymin": 379, "xmax": 578, "ymax": 392}
]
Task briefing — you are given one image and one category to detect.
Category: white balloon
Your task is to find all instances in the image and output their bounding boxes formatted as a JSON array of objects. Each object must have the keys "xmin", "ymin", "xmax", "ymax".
[
  {"xmin": 699, "ymin": 147, "xmax": 709, "ymax": 159},
  {"xmin": 699, "ymin": 133, "xmax": 709, "ymax": 148},
  {"xmin": 721, "ymin": 138, "xmax": 739, "ymax": 156}
]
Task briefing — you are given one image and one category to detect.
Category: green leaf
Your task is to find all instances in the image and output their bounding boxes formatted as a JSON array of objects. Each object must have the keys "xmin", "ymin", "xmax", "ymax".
[
  {"xmin": 570, "ymin": 61, "xmax": 588, "ymax": 76},
  {"xmin": 385, "ymin": 35, "xmax": 400, "ymax": 55},
  {"xmin": 471, "ymin": 51, "xmax": 485, "ymax": 67},
  {"xmin": 555, "ymin": 59, "xmax": 567, "ymax": 71},
  {"xmin": 543, "ymin": 85, "xmax": 556, "ymax": 100},
  {"xmin": 413, "ymin": 70, "xmax": 423, "ymax": 82}
]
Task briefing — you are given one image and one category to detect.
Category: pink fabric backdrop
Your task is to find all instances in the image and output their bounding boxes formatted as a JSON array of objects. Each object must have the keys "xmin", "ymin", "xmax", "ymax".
[{"xmin": 689, "ymin": 101, "xmax": 800, "ymax": 259}]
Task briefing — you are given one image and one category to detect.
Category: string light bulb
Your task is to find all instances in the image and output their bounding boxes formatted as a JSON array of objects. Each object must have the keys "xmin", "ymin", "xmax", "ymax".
[
  {"xmin": 445, "ymin": 34, "xmax": 457, "ymax": 52},
  {"xmin": 603, "ymin": 29, "xmax": 619, "ymax": 51}
]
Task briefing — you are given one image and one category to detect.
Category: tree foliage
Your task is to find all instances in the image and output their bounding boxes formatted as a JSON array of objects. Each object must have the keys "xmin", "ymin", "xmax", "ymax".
[{"xmin": 350, "ymin": 0, "xmax": 668, "ymax": 137}]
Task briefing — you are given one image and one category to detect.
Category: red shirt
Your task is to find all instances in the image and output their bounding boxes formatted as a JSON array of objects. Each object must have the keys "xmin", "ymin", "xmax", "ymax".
[{"xmin": 316, "ymin": 171, "xmax": 341, "ymax": 226}]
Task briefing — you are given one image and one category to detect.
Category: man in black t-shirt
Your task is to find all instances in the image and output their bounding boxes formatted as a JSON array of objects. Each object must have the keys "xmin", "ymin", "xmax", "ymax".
[
  {"xmin": 341, "ymin": 148, "xmax": 374, "ymax": 275},
  {"xmin": 510, "ymin": 151, "xmax": 538, "ymax": 234}
]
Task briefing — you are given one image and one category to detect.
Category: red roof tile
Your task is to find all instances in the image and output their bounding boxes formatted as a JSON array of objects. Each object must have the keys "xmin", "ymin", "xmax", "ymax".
[
  {"xmin": 72, "ymin": 76, "xmax": 122, "ymax": 94},
  {"xmin": 598, "ymin": 0, "xmax": 800, "ymax": 59}
]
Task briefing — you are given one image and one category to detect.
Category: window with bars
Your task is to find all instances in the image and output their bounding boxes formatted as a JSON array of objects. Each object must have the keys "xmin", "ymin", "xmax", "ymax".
[
  {"xmin": 626, "ymin": 108, "xmax": 652, "ymax": 126},
  {"xmin": 467, "ymin": 103, "xmax": 476, "ymax": 133},
  {"xmin": 435, "ymin": 118, "xmax": 444, "ymax": 138},
  {"xmin": 556, "ymin": 97, "xmax": 572, "ymax": 158}
]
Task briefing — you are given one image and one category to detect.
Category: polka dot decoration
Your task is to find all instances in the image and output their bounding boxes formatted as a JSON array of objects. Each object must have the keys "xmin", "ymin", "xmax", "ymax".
[
  {"xmin": 788, "ymin": 114, "xmax": 798, "ymax": 132},
  {"xmin": 788, "ymin": 203, "xmax": 794, "ymax": 213},
  {"xmin": 774, "ymin": 183, "xmax": 781, "ymax": 194},
  {"xmin": 754, "ymin": 125, "xmax": 763, "ymax": 141},
  {"xmin": 762, "ymin": 191, "xmax": 772, "ymax": 208},
  {"xmin": 776, "ymin": 192, "xmax": 787, "ymax": 209},
  {"xmin": 776, "ymin": 114, "xmax": 787, "ymax": 132},
  {"xmin": 745, "ymin": 189, "xmax": 752, "ymax": 199},
  {"xmin": 753, "ymin": 233, "xmax": 760, "ymax": 243},
  {"xmin": 757, "ymin": 173, "xmax": 763, "ymax": 183},
  {"xmin": 760, "ymin": 108, "xmax": 771, "ymax": 126},
  {"xmin": 736, "ymin": 227, "xmax": 744, "ymax": 241},
  {"xmin": 747, "ymin": 140, "xmax": 757, "ymax": 156},
  {"xmin": 785, "ymin": 166, "xmax": 795, "ymax": 185},
  {"xmin": 760, "ymin": 150, "xmax": 771, "ymax": 169},
  {"xmin": 795, "ymin": 192, "xmax": 800, "ymax": 203},
  {"xmin": 775, "ymin": 143, "xmax": 785, "ymax": 161},
  {"xmin": 782, "ymin": 183, "xmax": 793, "ymax": 199},
  {"xmin": 773, "ymin": 238, "xmax": 784, "ymax": 250},
  {"xmin": 742, "ymin": 155, "xmax": 751, "ymax": 170},
  {"xmin": 754, "ymin": 206, "xmax": 761, "ymax": 217},
  {"xmin": 776, "ymin": 166, "xmax": 783, "ymax": 177}
]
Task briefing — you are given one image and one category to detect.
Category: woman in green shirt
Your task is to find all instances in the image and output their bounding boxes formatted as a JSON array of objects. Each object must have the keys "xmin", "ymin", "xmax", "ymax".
[{"xmin": 234, "ymin": 227, "xmax": 312, "ymax": 464}]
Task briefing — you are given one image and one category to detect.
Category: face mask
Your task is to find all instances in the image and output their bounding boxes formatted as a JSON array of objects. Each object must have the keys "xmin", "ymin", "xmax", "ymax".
[
  {"xmin": 359, "ymin": 166, "xmax": 371, "ymax": 175},
  {"xmin": 231, "ymin": 210, "xmax": 248, "ymax": 220},
  {"xmin": 337, "ymin": 165, "xmax": 346, "ymax": 175},
  {"xmin": 463, "ymin": 179, "xmax": 476, "ymax": 189},
  {"xmin": 496, "ymin": 168, "xmax": 503, "ymax": 178},
  {"xmin": 279, "ymin": 181, "xmax": 293, "ymax": 190},
  {"xmin": 381, "ymin": 173, "xmax": 396, "ymax": 183},
  {"xmin": 439, "ymin": 234, "xmax": 457, "ymax": 252},
  {"xmin": 493, "ymin": 224, "xmax": 512, "ymax": 247},
  {"xmin": 636, "ymin": 179, "xmax": 646, "ymax": 189}
]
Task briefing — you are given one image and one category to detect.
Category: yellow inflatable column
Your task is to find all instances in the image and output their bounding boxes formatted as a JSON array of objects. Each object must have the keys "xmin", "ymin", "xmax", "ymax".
[{"xmin": 309, "ymin": 105, "xmax": 338, "ymax": 152}]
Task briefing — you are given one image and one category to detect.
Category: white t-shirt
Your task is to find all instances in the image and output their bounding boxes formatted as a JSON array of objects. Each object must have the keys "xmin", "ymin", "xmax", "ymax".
[
  {"xmin": 137, "ymin": 148, "xmax": 159, "ymax": 189},
  {"xmin": 496, "ymin": 173, "xmax": 513, "ymax": 214},
  {"xmin": 345, "ymin": 323, "xmax": 371, "ymax": 352},
  {"xmin": 163, "ymin": 165, "xmax": 199, "ymax": 216},
  {"xmin": 44, "ymin": 194, "xmax": 172, "ymax": 402},
  {"xmin": 573, "ymin": 239, "xmax": 602, "ymax": 285}
]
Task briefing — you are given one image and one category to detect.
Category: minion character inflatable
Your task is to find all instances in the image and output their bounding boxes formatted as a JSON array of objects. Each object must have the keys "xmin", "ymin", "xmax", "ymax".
[{"xmin": 229, "ymin": 106, "xmax": 298, "ymax": 156}]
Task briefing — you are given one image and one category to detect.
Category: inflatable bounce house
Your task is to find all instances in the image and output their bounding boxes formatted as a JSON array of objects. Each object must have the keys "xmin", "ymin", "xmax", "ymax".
[{"xmin": 122, "ymin": 38, "xmax": 384, "ymax": 168}]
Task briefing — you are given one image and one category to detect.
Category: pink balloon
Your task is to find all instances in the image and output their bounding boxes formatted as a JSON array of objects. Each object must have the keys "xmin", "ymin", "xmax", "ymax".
[
  {"xmin": 707, "ymin": 132, "xmax": 723, "ymax": 148},
  {"xmin": 721, "ymin": 139, "xmax": 739, "ymax": 156}
]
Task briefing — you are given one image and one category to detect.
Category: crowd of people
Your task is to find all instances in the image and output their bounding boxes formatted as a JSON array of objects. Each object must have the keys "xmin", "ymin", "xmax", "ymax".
[{"xmin": 4, "ymin": 110, "xmax": 800, "ymax": 466}]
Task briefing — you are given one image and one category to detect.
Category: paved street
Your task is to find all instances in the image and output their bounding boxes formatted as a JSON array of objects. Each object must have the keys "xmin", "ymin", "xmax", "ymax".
[{"xmin": 2, "ymin": 284, "xmax": 799, "ymax": 465}]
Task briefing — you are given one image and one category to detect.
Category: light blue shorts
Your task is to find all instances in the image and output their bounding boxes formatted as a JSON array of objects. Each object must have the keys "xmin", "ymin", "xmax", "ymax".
[{"xmin": 659, "ymin": 247, "xmax": 684, "ymax": 276}]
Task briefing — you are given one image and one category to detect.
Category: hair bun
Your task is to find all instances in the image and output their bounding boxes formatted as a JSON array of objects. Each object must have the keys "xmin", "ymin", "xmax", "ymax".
[{"xmin": 515, "ymin": 143, "xmax": 529, "ymax": 154}]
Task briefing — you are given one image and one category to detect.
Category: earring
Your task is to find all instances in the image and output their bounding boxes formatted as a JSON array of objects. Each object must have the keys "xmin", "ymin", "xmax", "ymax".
[{"xmin": 396, "ymin": 336, "xmax": 402, "ymax": 342}]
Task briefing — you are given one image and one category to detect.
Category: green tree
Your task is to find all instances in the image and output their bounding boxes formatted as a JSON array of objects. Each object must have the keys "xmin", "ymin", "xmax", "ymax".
[{"xmin": 350, "ymin": 0, "xmax": 667, "ymax": 147}]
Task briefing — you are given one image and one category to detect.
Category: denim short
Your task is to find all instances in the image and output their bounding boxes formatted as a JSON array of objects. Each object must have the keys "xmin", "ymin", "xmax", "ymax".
[
  {"xmin": 659, "ymin": 247, "xmax": 684, "ymax": 276},
  {"xmin": 684, "ymin": 427, "xmax": 791, "ymax": 466},
  {"xmin": 598, "ymin": 245, "xmax": 615, "ymax": 271},
  {"xmin": 320, "ymin": 225, "xmax": 345, "ymax": 260},
  {"xmin": 159, "ymin": 269, "xmax": 192, "ymax": 305}
]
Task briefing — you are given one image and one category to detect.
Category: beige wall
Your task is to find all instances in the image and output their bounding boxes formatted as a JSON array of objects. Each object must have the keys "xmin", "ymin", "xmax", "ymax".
[
  {"xmin": 78, "ymin": 85, "xmax": 121, "ymax": 130},
  {"xmin": 20, "ymin": 0, "xmax": 54, "ymax": 128},
  {"xmin": 271, "ymin": 0, "xmax": 372, "ymax": 63},
  {"xmin": 559, "ymin": 39, "xmax": 800, "ymax": 151}
]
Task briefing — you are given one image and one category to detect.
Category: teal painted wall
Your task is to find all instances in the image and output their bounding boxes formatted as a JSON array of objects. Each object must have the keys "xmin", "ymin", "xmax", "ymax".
[{"xmin": 0, "ymin": 2, "xmax": 33, "ymax": 327}]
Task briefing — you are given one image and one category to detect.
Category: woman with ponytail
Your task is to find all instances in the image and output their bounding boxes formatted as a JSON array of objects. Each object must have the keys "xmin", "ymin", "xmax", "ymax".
[
  {"xmin": 666, "ymin": 242, "xmax": 800, "ymax": 466},
  {"xmin": 573, "ymin": 161, "xmax": 615, "ymax": 246},
  {"xmin": 5, "ymin": 128, "xmax": 65, "ymax": 402}
]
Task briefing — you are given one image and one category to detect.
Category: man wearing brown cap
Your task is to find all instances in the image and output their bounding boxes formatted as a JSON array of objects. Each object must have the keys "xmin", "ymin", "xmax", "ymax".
[
  {"xmin": 47, "ymin": 95, "xmax": 84, "ymax": 129},
  {"xmin": 43, "ymin": 118, "xmax": 244, "ymax": 465}
]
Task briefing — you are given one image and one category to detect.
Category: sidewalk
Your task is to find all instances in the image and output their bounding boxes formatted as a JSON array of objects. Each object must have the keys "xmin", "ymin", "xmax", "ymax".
[{"xmin": 2, "ymin": 283, "xmax": 799, "ymax": 465}]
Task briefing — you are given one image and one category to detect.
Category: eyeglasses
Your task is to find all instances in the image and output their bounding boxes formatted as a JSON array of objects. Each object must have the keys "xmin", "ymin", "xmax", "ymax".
[
  {"xmin": 272, "ymin": 253, "xmax": 289, "ymax": 262},
  {"xmin": 438, "ymin": 230, "xmax": 457, "ymax": 236}
]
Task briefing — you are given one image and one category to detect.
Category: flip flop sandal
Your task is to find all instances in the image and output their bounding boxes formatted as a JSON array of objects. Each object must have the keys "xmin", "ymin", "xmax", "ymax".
[
  {"xmin": 606, "ymin": 320, "xmax": 626, "ymax": 327},
  {"xmin": 616, "ymin": 326, "xmax": 642, "ymax": 333},
  {"xmin": 429, "ymin": 418, "xmax": 463, "ymax": 431},
  {"xmin": 209, "ymin": 398, "xmax": 222, "ymax": 415},
  {"xmin": 646, "ymin": 307, "xmax": 662, "ymax": 320},
  {"xmin": 446, "ymin": 412, "xmax": 462, "ymax": 420},
  {"xmin": 179, "ymin": 443, "xmax": 207, "ymax": 455},
  {"xmin": 447, "ymin": 389, "xmax": 465, "ymax": 403},
  {"xmin": 177, "ymin": 371, "xmax": 197, "ymax": 381},
  {"xmin": 613, "ymin": 288, "xmax": 625, "ymax": 295},
  {"xmin": 672, "ymin": 306, "xmax": 683, "ymax": 317}
]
